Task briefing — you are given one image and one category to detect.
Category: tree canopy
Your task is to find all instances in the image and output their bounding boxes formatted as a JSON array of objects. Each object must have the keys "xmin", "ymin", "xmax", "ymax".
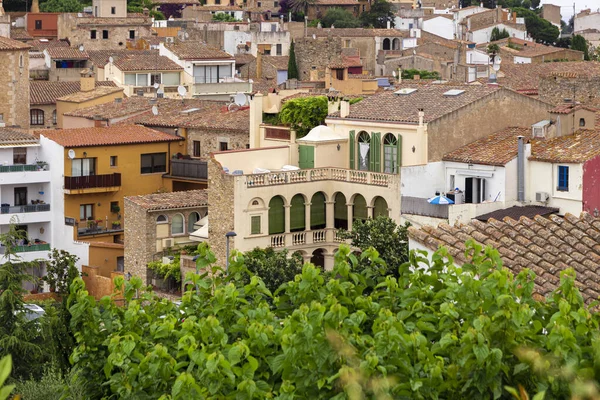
[
  {"xmin": 65, "ymin": 240, "xmax": 600, "ymax": 399},
  {"xmin": 39, "ymin": 0, "xmax": 83, "ymax": 13},
  {"xmin": 571, "ymin": 34, "xmax": 590, "ymax": 60},
  {"xmin": 490, "ymin": 27, "xmax": 510, "ymax": 41},
  {"xmin": 359, "ymin": 0, "xmax": 394, "ymax": 28},
  {"xmin": 321, "ymin": 7, "xmax": 360, "ymax": 28},
  {"xmin": 278, "ymin": 96, "xmax": 328, "ymax": 138},
  {"xmin": 287, "ymin": 40, "xmax": 299, "ymax": 80},
  {"xmin": 512, "ymin": 7, "xmax": 559, "ymax": 44}
]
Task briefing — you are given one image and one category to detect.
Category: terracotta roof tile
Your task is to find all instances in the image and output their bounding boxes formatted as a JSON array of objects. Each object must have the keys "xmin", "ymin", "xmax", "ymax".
[
  {"xmin": 157, "ymin": 0, "xmax": 200, "ymax": 4},
  {"xmin": 30, "ymin": 81, "xmax": 117, "ymax": 105},
  {"xmin": 111, "ymin": 53, "xmax": 182, "ymax": 71},
  {"xmin": 442, "ymin": 126, "xmax": 531, "ymax": 166},
  {"xmin": 235, "ymin": 53, "xmax": 255, "ymax": 66},
  {"xmin": 87, "ymin": 49, "xmax": 158, "ymax": 68},
  {"xmin": 0, "ymin": 128, "xmax": 39, "ymax": 146},
  {"xmin": 408, "ymin": 212, "xmax": 600, "ymax": 302},
  {"xmin": 72, "ymin": 14, "xmax": 152, "ymax": 27},
  {"xmin": 307, "ymin": 28, "xmax": 407, "ymax": 37},
  {"xmin": 329, "ymin": 83, "xmax": 503, "ymax": 124},
  {"xmin": 264, "ymin": 55, "xmax": 289, "ymax": 71},
  {"xmin": 164, "ymin": 41, "xmax": 232, "ymax": 60},
  {"xmin": 315, "ymin": 0, "xmax": 359, "ymax": 4},
  {"xmin": 550, "ymin": 103, "xmax": 597, "ymax": 114},
  {"xmin": 57, "ymin": 86, "xmax": 124, "ymax": 102},
  {"xmin": 10, "ymin": 28, "xmax": 33, "ymax": 41},
  {"xmin": 45, "ymin": 47, "xmax": 89, "ymax": 60},
  {"xmin": 29, "ymin": 39, "xmax": 69, "ymax": 52},
  {"xmin": 126, "ymin": 189, "xmax": 207, "ymax": 210},
  {"xmin": 529, "ymin": 129, "xmax": 600, "ymax": 163},
  {"xmin": 0, "ymin": 36, "xmax": 31, "ymax": 50},
  {"xmin": 40, "ymin": 125, "xmax": 183, "ymax": 148}
]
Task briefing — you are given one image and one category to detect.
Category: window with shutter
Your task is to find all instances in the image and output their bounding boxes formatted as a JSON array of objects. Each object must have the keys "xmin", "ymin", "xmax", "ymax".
[
  {"xmin": 310, "ymin": 192, "xmax": 326, "ymax": 229},
  {"xmin": 290, "ymin": 194, "xmax": 305, "ymax": 232},
  {"xmin": 353, "ymin": 194, "xmax": 367, "ymax": 222},
  {"xmin": 558, "ymin": 165, "xmax": 569, "ymax": 191},
  {"xmin": 268, "ymin": 196, "xmax": 285, "ymax": 234},
  {"xmin": 251, "ymin": 216, "xmax": 261, "ymax": 234}
]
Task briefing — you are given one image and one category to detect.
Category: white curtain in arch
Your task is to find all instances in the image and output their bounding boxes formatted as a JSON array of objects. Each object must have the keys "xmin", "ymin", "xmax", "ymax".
[{"xmin": 359, "ymin": 142, "xmax": 370, "ymax": 171}]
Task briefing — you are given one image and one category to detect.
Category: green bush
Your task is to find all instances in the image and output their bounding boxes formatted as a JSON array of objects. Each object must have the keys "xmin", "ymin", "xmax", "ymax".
[{"xmin": 14, "ymin": 366, "xmax": 65, "ymax": 400}]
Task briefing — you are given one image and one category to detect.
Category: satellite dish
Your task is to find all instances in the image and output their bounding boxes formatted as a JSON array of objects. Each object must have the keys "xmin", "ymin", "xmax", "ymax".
[
  {"xmin": 249, "ymin": 79, "xmax": 254, "ymax": 83},
  {"xmin": 108, "ymin": 56, "xmax": 114, "ymax": 63},
  {"xmin": 153, "ymin": 83, "xmax": 160, "ymax": 89},
  {"xmin": 77, "ymin": 12, "xmax": 83, "ymax": 17},
  {"xmin": 68, "ymin": 149, "xmax": 76, "ymax": 160},
  {"xmin": 312, "ymin": 34, "xmax": 316, "ymax": 40},
  {"xmin": 392, "ymin": 70, "xmax": 396, "ymax": 77},
  {"xmin": 233, "ymin": 92, "xmax": 246, "ymax": 106},
  {"xmin": 184, "ymin": 32, "xmax": 189, "ymax": 39},
  {"xmin": 177, "ymin": 85, "xmax": 187, "ymax": 96},
  {"xmin": 79, "ymin": 45, "xmax": 84, "ymax": 52},
  {"xmin": 151, "ymin": 105, "xmax": 159, "ymax": 116}
]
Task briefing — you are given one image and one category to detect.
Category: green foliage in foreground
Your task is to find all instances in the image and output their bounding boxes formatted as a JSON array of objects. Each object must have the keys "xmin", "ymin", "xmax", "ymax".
[{"xmin": 68, "ymin": 241, "xmax": 600, "ymax": 399}]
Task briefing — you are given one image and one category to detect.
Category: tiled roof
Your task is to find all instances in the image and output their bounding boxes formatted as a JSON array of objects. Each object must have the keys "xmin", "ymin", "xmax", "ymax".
[
  {"xmin": 315, "ymin": 0, "xmax": 359, "ymax": 4},
  {"xmin": 40, "ymin": 125, "xmax": 183, "ymax": 148},
  {"xmin": 119, "ymin": 99, "xmax": 250, "ymax": 132},
  {"xmin": 549, "ymin": 103, "xmax": 597, "ymax": 114},
  {"xmin": 499, "ymin": 62, "xmax": 600, "ymax": 95},
  {"xmin": 140, "ymin": 36, "xmax": 164, "ymax": 46},
  {"xmin": 73, "ymin": 14, "xmax": 152, "ymax": 27},
  {"xmin": 164, "ymin": 41, "xmax": 232, "ymax": 60},
  {"xmin": 126, "ymin": 189, "xmax": 207, "ymax": 210},
  {"xmin": 328, "ymin": 83, "xmax": 503, "ymax": 124},
  {"xmin": 529, "ymin": 129, "xmax": 600, "ymax": 163},
  {"xmin": 57, "ymin": 86, "xmax": 124, "ymax": 103},
  {"xmin": 30, "ymin": 53, "xmax": 44, "ymax": 58},
  {"xmin": 476, "ymin": 205, "xmax": 559, "ymax": 222},
  {"xmin": 307, "ymin": 27, "xmax": 407, "ymax": 37},
  {"xmin": 249, "ymin": 78, "xmax": 278, "ymax": 94},
  {"xmin": 235, "ymin": 53, "xmax": 255, "ymax": 66},
  {"xmin": 10, "ymin": 28, "xmax": 33, "ymax": 41},
  {"xmin": 408, "ymin": 212, "xmax": 600, "ymax": 302},
  {"xmin": 515, "ymin": 45, "xmax": 581, "ymax": 58},
  {"xmin": 29, "ymin": 39, "xmax": 69, "ymax": 52},
  {"xmin": 0, "ymin": 36, "xmax": 31, "ymax": 50},
  {"xmin": 87, "ymin": 49, "xmax": 157, "ymax": 68},
  {"xmin": 157, "ymin": 0, "xmax": 200, "ymax": 4},
  {"xmin": 111, "ymin": 53, "xmax": 182, "ymax": 71},
  {"xmin": 442, "ymin": 126, "xmax": 530, "ymax": 166},
  {"xmin": 63, "ymin": 97, "xmax": 158, "ymax": 119},
  {"xmin": 30, "ymin": 81, "xmax": 117, "ymax": 105},
  {"xmin": 46, "ymin": 47, "xmax": 89, "ymax": 60},
  {"xmin": 0, "ymin": 128, "xmax": 39, "ymax": 147},
  {"xmin": 264, "ymin": 55, "xmax": 289, "ymax": 70}
]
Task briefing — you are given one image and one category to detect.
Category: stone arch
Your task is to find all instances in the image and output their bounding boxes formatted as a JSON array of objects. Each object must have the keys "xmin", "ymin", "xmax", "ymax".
[
  {"xmin": 290, "ymin": 193, "xmax": 306, "ymax": 232},
  {"xmin": 171, "ymin": 213, "xmax": 185, "ymax": 235},
  {"xmin": 156, "ymin": 214, "xmax": 168, "ymax": 223},
  {"xmin": 372, "ymin": 196, "xmax": 389, "ymax": 218},
  {"xmin": 310, "ymin": 248, "xmax": 326, "ymax": 268},
  {"xmin": 352, "ymin": 194, "xmax": 368, "ymax": 222},
  {"xmin": 268, "ymin": 195, "xmax": 285, "ymax": 235},
  {"xmin": 383, "ymin": 38, "xmax": 391, "ymax": 50},
  {"xmin": 333, "ymin": 192, "xmax": 348, "ymax": 230},
  {"xmin": 310, "ymin": 191, "xmax": 327, "ymax": 230},
  {"xmin": 392, "ymin": 38, "xmax": 400, "ymax": 50},
  {"xmin": 188, "ymin": 211, "xmax": 201, "ymax": 233}
]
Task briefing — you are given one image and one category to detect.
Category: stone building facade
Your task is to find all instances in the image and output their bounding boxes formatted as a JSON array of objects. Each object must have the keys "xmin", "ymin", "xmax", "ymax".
[
  {"xmin": 294, "ymin": 36, "xmax": 343, "ymax": 81},
  {"xmin": 539, "ymin": 73, "xmax": 600, "ymax": 106},
  {"xmin": 0, "ymin": 37, "xmax": 31, "ymax": 129},
  {"xmin": 57, "ymin": 13, "xmax": 153, "ymax": 51},
  {"xmin": 206, "ymin": 158, "xmax": 236, "ymax": 267},
  {"xmin": 187, "ymin": 127, "xmax": 250, "ymax": 159},
  {"xmin": 124, "ymin": 190, "xmax": 208, "ymax": 284}
]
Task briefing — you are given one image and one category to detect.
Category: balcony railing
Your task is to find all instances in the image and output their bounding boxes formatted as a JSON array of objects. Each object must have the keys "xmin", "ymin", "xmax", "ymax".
[
  {"xmin": 0, "ymin": 204, "xmax": 50, "ymax": 214},
  {"xmin": 265, "ymin": 228, "xmax": 351, "ymax": 248},
  {"xmin": 64, "ymin": 173, "xmax": 121, "ymax": 190},
  {"xmin": 169, "ymin": 159, "xmax": 208, "ymax": 180},
  {"xmin": 0, "ymin": 242, "xmax": 51, "ymax": 254},
  {"xmin": 244, "ymin": 168, "xmax": 395, "ymax": 188},
  {"xmin": 77, "ymin": 219, "xmax": 123, "ymax": 237},
  {"xmin": 400, "ymin": 196, "xmax": 449, "ymax": 219},
  {"xmin": 193, "ymin": 81, "xmax": 253, "ymax": 96},
  {"xmin": 0, "ymin": 164, "xmax": 49, "ymax": 173}
]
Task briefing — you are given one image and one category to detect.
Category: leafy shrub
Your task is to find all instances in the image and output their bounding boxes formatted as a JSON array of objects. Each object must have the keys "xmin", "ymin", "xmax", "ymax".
[{"xmin": 14, "ymin": 366, "xmax": 65, "ymax": 400}]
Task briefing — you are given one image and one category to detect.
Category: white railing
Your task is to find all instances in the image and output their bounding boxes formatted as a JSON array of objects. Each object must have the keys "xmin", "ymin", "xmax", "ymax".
[
  {"xmin": 292, "ymin": 232, "xmax": 306, "ymax": 246},
  {"xmin": 270, "ymin": 234, "xmax": 285, "ymax": 248},
  {"xmin": 244, "ymin": 168, "xmax": 395, "ymax": 188},
  {"xmin": 312, "ymin": 229, "xmax": 326, "ymax": 243},
  {"xmin": 260, "ymin": 228, "xmax": 351, "ymax": 249},
  {"xmin": 334, "ymin": 230, "xmax": 346, "ymax": 243}
]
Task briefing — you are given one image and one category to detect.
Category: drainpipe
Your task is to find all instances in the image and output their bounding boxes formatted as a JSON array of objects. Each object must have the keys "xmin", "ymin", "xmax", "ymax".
[{"xmin": 517, "ymin": 135, "xmax": 525, "ymax": 202}]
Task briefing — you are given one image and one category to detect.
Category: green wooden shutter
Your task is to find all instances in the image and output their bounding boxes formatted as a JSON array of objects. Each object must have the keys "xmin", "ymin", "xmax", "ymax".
[
  {"xmin": 268, "ymin": 196, "xmax": 285, "ymax": 235},
  {"xmin": 251, "ymin": 216, "xmax": 261, "ymax": 234},
  {"xmin": 371, "ymin": 132, "xmax": 381, "ymax": 172},
  {"xmin": 334, "ymin": 193, "xmax": 347, "ymax": 229},
  {"xmin": 397, "ymin": 134, "xmax": 403, "ymax": 172},
  {"xmin": 310, "ymin": 192, "xmax": 326, "ymax": 229},
  {"xmin": 373, "ymin": 197, "xmax": 389, "ymax": 217},
  {"xmin": 349, "ymin": 130, "xmax": 355, "ymax": 169},
  {"xmin": 298, "ymin": 145, "xmax": 315, "ymax": 169},
  {"xmin": 290, "ymin": 194, "xmax": 306, "ymax": 232},
  {"xmin": 353, "ymin": 195, "xmax": 368, "ymax": 221}
]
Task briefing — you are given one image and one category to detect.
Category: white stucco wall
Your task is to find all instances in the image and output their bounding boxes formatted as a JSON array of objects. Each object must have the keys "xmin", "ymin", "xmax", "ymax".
[
  {"xmin": 223, "ymin": 31, "xmax": 251, "ymax": 57},
  {"xmin": 526, "ymin": 160, "xmax": 583, "ymax": 216},
  {"xmin": 514, "ymin": 56, "xmax": 532, "ymax": 64},
  {"xmin": 401, "ymin": 161, "xmax": 445, "ymax": 198},
  {"xmin": 466, "ymin": 49, "xmax": 490, "ymax": 64},
  {"xmin": 574, "ymin": 12, "xmax": 600, "ymax": 33},
  {"xmin": 422, "ymin": 17, "xmax": 455, "ymax": 40},
  {"xmin": 470, "ymin": 23, "xmax": 527, "ymax": 44}
]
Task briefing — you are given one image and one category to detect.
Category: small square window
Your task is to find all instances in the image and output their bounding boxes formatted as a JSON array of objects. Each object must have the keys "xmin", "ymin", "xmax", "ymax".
[
  {"xmin": 110, "ymin": 156, "xmax": 117, "ymax": 166},
  {"xmin": 257, "ymin": 1, "xmax": 261, "ymax": 6},
  {"xmin": 219, "ymin": 142, "xmax": 228, "ymax": 151},
  {"xmin": 102, "ymin": 30, "xmax": 109, "ymax": 39},
  {"xmin": 251, "ymin": 216, "xmax": 261, "ymax": 234},
  {"xmin": 110, "ymin": 201, "xmax": 120, "ymax": 213},
  {"xmin": 35, "ymin": 20, "xmax": 42, "ymax": 30},
  {"xmin": 274, "ymin": 1, "xmax": 278, "ymax": 6},
  {"xmin": 580, "ymin": 118, "xmax": 586, "ymax": 127},
  {"xmin": 111, "ymin": 6, "xmax": 116, "ymax": 14},
  {"xmin": 276, "ymin": 43, "xmax": 282, "ymax": 55},
  {"xmin": 90, "ymin": 29, "xmax": 97, "ymax": 39}
]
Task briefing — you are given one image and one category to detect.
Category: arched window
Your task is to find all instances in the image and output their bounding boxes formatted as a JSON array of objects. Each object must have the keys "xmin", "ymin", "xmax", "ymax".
[
  {"xmin": 268, "ymin": 196, "xmax": 285, "ymax": 235},
  {"xmin": 334, "ymin": 192, "xmax": 348, "ymax": 230},
  {"xmin": 357, "ymin": 131, "xmax": 370, "ymax": 171},
  {"xmin": 580, "ymin": 118, "xmax": 586, "ymax": 127},
  {"xmin": 19, "ymin": 55, "xmax": 23, "ymax": 68},
  {"xmin": 30, "ymin": 109, "xmax": 44, "ymax": 126},
  {"xmin": 383, "ymin": 133, "xmax": 398, "ymax": 173},
  {"xmin": 290, "ymin": 194, "xmax": 305, "ymax": 232},
  {"xmin": 353, "ymin": 194, "xmax": 368, "ymax": 222},
  {"xmin": 188, "ymin": 211, "xmax": 200, "ymax": 232},
  {"xmin": 156, "ymin": 214, "xmax": 167, "ymax": 223},
  {"xmin": 310, "ymin": 192, "xmax": 326, "ymax": 230},
  {"xmin": 392, "ymin": 38, "xmax": 400, "ymax": 50},
  {"xmin": 171, "ymin": 213, "xmax": 184, "ymax": 235},
  {"xmin": 373, "ymin": 196, "xmax": 389, "ymax": 217},
  {"xmin": 383, "ymin": 38, "xmax": 391, "ymax": 50},
  {"xmin": 52, "ymin": 110, "xmax": 57, "ymax": 125}
]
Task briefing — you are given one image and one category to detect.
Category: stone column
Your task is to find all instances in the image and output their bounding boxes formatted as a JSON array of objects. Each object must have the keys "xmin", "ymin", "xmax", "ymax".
[
  {"xmin": 323, "ymin": 252, "xmax": 335, "ymax": 271},
  {"xmin": 346, "ymin": 203, "xmax": 353, "ymax": 232},
  {"xmin": 367, "ymin": 206, "xmax": 374, "ymax": 219},
  {"xmin": 284, "ymin": 205, "xmax": 291, "ymax": 233},
  {"xmin": 305, "ymin": 202, "xmax": 311, "ymax": 231},
  {"xmin": 325, "ymin": 201, "xmax": 335, "ymax": 229}
]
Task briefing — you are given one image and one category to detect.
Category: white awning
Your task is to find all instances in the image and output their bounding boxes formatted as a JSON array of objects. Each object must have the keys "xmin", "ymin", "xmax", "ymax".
[{"xmin": 189, "ymin": 219, "xmax": 209, "ymax": 242}]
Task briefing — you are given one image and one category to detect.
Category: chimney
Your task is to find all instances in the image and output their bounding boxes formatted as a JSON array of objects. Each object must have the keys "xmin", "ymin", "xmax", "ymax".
[
  {"xmin": 30, "ymin": 0, "xmax": 39, "ymax": 13},
  {"xmin": 249, "ymin": 93, "xmax": 263, "ymax": 149},
  {"xmin": 79, "ymin": 69, "xmax": 95, "ymax": 92},
  {"xmin": 386, "ymin": 20, "xmax": 390, "ymax": 29},
  {"xmin": 517, "ymin": 135, "xmax": 525, "ymax": 202},
  {"xmin": 143, "ymin": 7, "xmax": 149, "ymax": 16},
  {"xmin": 418, "ymin": 109, "xmax": 424, "ymax": 126},
  {"xmin": 340, "ymin": 100, "xmax": 350, "ymax": 118}
]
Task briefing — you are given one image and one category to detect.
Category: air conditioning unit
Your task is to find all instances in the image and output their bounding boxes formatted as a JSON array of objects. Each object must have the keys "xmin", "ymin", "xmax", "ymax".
[
  {"xmin": 535, "ymin": 192, "xmax": 549, "ymax": 202},
  {"xmin": 165, "ymin": 36, "xmax": 174, "ymax": 43},
  {"xmin": 162, "ymin": 238, "xmax": 174, "ymax": 248}
]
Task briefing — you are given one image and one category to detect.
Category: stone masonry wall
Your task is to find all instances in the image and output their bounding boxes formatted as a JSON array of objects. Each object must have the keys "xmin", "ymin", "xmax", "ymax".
[
  {"xmin": 240, "ymin": 58, "xmax": 278, "ymax": 80},
  {"xmin": 207, "ymin": 157, "xmax": 235, "ymax": 266},
  {"xmin": 187, "ymin": 128, "xmax": 249, "ymax": 159},
  {"xmin": 539, "ymin": 75, "xmax": 600, "ymax": 106},
  {"xmin": 0, "ymin": 49, "xmax": 30, "ymax": 128},
  {"xmin": 29, "ymin": 104, "xmax": 57, "ymax": 129},
  {"xmin": 294, "ymin": 37, "xmax": 343, "ymax": 81},
  {"xmin": 124, "ymin": 197, "xmax": 155, "ymax": 284}
]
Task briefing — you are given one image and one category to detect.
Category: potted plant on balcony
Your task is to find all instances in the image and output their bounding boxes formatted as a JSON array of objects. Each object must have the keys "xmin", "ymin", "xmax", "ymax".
[
  {"xmin": 35, "ymin": 161, "xmax": 48, "ymax": 171},
  {"xmin": 86, "ymin": 219, "xmax": 97, "ymax": 229},
  {"xmin": 112, "ymin": 221, "xmax": 121, "ymax": 229}
]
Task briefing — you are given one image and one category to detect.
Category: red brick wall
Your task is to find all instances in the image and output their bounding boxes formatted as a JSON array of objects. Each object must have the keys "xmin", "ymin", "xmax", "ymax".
[{"xmin": 584, "ymin": 156, "xmax": 600, "ymax": 214}]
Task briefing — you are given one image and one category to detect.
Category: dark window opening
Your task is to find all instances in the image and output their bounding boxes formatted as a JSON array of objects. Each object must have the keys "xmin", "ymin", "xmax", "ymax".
[
  {"xmin": 35, "ymin": 20, "xmax": 42, "ymax": 30},
  {"xmin": 558, "ymin": 165, "xmax": 569, "ymax": 191},
  {"xmin": 141, "ymin": 153, "xmax": 167, "ymax": 174},
  {"xmin": 129, "ymin": 30, "xmax": 135, "ymax": 39},
  {"xmin": 219, "ymin": 142, "xmax": 228, "ymax": 151},
  {"xmin": 580, "ymin": 118, "xmax": 586, "ymax": 127},
  {"xmin": 111, "ymin": 6, "xmax": 116, "ymax": 14},
  {"xmin": 30, "ymin": 109, "xmax": 44, "ymax": 125},
  {"xmin": 90, "ymin": 30, "xmax": 97, "ymax": 39},
  {"xmin": 193, "ymin": 141, "xmax": 201, "ymax": 157},
  {"xmin": 102, "ymin": 30, "xmax": 109, "ymax": 39},
  {"xmin": 13, "ymin": 148, "xmax": 26, "ymax": 165}
]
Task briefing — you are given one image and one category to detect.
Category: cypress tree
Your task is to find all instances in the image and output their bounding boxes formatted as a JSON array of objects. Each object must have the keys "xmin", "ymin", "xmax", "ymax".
[{"xmin": 288, "ymin": 40, "xmax": 299, "ymax": 80}]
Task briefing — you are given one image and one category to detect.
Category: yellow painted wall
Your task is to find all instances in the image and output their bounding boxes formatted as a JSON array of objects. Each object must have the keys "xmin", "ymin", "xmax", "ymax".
[
  {"xmin": 56, "ymin": 90, "xmax": 124, "ymax": 129},
  {"xmin": 63, "ymin": 141, "xmax": 176, "ymax": 237},
  {"xmin": 88, "ymin": 243, "xmax": 124, "ymax": 277}
]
